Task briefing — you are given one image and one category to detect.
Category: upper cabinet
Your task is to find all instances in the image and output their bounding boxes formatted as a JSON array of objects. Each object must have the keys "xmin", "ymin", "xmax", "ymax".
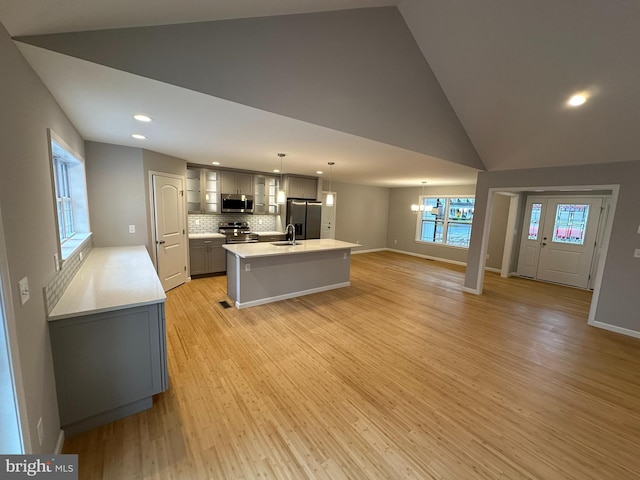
[
  {"xmin": 187, "ymin": 167, "xmax": 219, "ymax": 214},
  {"xmin": 287, "ymin": 176, "xmax": 318, "ymax": 200},
  {"xmin": 254, "ymin": 175, "xmax": 279, "ymax": 215},
  {"xmin": 220, "ymin": 171, "xmax": 253, "ymax": 195},
  {"xmin": 186, "ymin": 168, "xmax": 201, "ymax": 213}
]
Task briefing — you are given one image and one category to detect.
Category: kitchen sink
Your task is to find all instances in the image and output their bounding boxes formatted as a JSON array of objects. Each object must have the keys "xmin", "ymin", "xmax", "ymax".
[{"xmin": 271, "ymin": 241, "xmax": 303, "ymax": 246}]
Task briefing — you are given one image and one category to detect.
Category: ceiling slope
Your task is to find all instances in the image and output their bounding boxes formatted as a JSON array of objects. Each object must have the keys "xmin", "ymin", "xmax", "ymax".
[
  {"xmin": 399, "ymin": 0, "xmax": 640, "ymax": 171},
  {"xmin": 15, "ymin": 7, "xmax": 485, "ymax": 172}
]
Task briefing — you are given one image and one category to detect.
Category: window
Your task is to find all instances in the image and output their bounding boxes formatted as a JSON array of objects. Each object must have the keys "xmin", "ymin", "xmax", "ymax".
[
  {"xmin": 53, "ymin": 157, "xmax": 74, "ymax": 241},
  {"xmin": 416, "ymin": 197, "xmax": 475, "ymax": 248},
  {"xmin": 49, "ymin": 131, "xmax": 90, "ymax": 261},
  {"xmin": 551, "ymin": 204, "xmax": 590, "ymax": 245}
]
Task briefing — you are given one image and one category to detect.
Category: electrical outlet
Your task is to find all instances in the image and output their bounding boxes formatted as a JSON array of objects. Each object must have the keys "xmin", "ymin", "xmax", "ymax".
[
  {"xmin": 79, "ymin": 251, "xmax": 84, "ymax": 262},
  {"xmin": 54, "ymin": 253, "xmax": 59, "ymax": 272},
  {"xmin": 245, "ymin": 263, "xmax": 251, "ymax": 272},
  {"xmin": 394, "ymin": 239, "xmax": 397, "ymax": 244},
  {"xmin": 637, "ymin": 225, "xmax": 640, "ymax": 234},
  {"xmin": 18, "ymin": 277, "xmax": 30, "ymax": 306},
  {"xmin": 128, "ymin": 225, "xmax": 136, "ymax": 234},
  {"xmin": 634, "ymin": 249, "xmax": 640, "ymax": 258},
  {"xmin": 37, "ymin": 417, "xmax": 44, "ymax": 445},
  {"xmin": 195, "ymin": 219, "xmax": 200, "ymax": 225}
]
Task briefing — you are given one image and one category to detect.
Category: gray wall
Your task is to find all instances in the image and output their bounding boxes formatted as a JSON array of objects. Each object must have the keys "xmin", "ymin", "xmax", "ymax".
[
  {"xmin": 465, "ymin": 161, "xmax": 640, "ymax": 334},
  {"xmin": 486, "ymin": 193, "xmax": 511, "ymax": 270},
  {"xmin": 324, "ymin": 181, "xmax": 389, "ymax": 251},
  {"xmin": 387, "ymin": 185, "xmax": 477, "ymax": 263},
  {"xmin": 17, "ymin": 7, "xmax": 483, "ymax": 171},
  {"xmin": 0, "ymin": 20, "xmax": 85, "ymax": 453},
  {"xmin": 85, "ymin": 143, "xmax": 187, "ymax": 261},
  {"xmin": 85, "ymin": 143, "xmax": 147, "ymax": 247}
]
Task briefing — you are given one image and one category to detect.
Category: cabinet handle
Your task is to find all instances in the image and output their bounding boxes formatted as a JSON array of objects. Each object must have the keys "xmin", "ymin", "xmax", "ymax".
[
  {"xmin": 204, "ymin": 241, "xmax": 212, "ymax": 244},
  {"xmin": 157, "ymin": 240, "xmax": 166, "ymax": 245}
]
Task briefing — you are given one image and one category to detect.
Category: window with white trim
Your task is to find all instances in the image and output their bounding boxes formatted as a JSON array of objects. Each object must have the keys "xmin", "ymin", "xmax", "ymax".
[
  {"xmin": 49, "ymin": 131, "xmax": 91, "ymax": 261},
  {"xmin": 415, "ymin": 196, "xmax": 475, "ymax": 248}
]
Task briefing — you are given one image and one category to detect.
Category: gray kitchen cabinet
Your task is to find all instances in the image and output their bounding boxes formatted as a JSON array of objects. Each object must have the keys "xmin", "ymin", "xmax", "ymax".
[
  {"xmin": 187, "ymin": 166, "xmax": 219, "ymax": 213},
  {"xmin": 220, "ymin": 171, "xmax": 253, "ymax": 195},
  {"xmin": 49, "ymin": 302, "xmax": 168, "ymax": 436},
  {"xmin": 254, "ymin": 175, "xmax": 280, "ymax": 215},
  {"xmin": 190, "ymin": 237, "xmax": 226, "ymax": 276},
  {"xmin": 287, "ymin": 176, "xmax": 317, "ymax": 199}
]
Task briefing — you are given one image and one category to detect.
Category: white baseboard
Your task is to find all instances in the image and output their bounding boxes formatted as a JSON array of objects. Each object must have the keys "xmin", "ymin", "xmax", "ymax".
[
  {"xmin": 55, "ymin": 429, "xmax": 64, "ymax": 454},
  {"xmin": 462, "ymin": 287, "xmax": 481, "ymax": 295},
  {"xmin": 589, "ymin": 321, "xmax": 640, "ymax": 339},
  {"xmin": 385, "ymin": 248, "xmax": 467, "ymax": 266},
  {"xmin": 351, "ymin": 247, "xmax": 386, "ymax": 255}
]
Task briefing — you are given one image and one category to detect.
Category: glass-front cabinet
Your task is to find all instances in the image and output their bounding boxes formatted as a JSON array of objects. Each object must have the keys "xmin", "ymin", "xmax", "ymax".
[
  {"xmin": 187, "ymin": 166, "xmax": 219, "ymax": 214},
  {"xmin": 254, "ymin": 175, "xmax": 279, "ymax": 215},
  {"xmin": 186, "ymin": 168, "xmax": 202, "ymax": 213},
  {"xmin": 203, "ymin": 170, "xmax": 219, "ymax": 214}
]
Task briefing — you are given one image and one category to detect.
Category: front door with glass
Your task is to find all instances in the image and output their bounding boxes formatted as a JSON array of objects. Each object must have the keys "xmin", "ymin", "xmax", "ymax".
[{"xmin": 517, "ymin": 196, "xmax": 603, "ymax": 288}]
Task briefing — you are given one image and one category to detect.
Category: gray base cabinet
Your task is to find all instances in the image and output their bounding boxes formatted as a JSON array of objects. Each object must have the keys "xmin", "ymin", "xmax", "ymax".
[
  {"xmin": 190, "ymin": 238, "xmax": 226, "ymax": 276},
  {"xmin": 49, "ymin": 303, "xmax": 168, "ymax": 436}
]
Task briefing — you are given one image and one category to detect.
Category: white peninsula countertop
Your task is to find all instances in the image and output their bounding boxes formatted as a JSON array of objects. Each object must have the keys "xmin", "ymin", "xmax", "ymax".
[
  {"xmin": 222, "ymin": 238, "xmax": 359, "ymax": 259},
  {"xmin": 48, "ymin": 246, "xmax": 166, "ymax": 321}
]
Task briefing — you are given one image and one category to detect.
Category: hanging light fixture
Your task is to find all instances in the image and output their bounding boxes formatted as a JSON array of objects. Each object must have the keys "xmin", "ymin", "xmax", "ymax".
[
  {"xmin": 325, "ymin": 162, "xmax": 335, "ymax": 206},
  {"xmin": 411, "ymin": 181, "xmax": 427, "ymax": 213},
  {"xmin": 276, "ymin": 153, "xmax": 286, "ymax": 204}
]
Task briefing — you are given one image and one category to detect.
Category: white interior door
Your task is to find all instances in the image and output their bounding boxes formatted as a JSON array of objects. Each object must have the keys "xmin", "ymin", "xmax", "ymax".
[
  {"xmin": 536, "ymin": 197, "xmax": 602, "ymax": 288},
  {"xmin": 153, "ymin": 174, "xmax": 187, "ymax": 291},
  {"xmin": 320, "ymin": 192, "xmax": 336, "ymax": 239}
]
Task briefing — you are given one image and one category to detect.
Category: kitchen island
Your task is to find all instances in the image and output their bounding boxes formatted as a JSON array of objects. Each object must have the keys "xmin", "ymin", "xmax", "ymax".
[{"xmin": 223, "ymin": 239, "xmax": 358, "ymax": 308}]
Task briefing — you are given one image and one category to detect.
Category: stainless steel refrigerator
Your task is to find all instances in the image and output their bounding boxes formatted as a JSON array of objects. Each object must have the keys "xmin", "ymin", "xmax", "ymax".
[{"xmin": 286, "ymin": 199, "xmax": 322, "ymax": 239}]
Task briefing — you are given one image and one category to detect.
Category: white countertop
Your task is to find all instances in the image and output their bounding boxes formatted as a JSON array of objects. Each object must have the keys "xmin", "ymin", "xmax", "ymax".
[
  {"xmin": 189, "ymin": 233, "xmax": 226, "ymax": 239},
  {"xmin": 48, "ymin": 246, "xmax": 166, "ymax": 321},
  {"xmin": 222, "ymin": 239, "xmax": 359, "ymax": 259}
]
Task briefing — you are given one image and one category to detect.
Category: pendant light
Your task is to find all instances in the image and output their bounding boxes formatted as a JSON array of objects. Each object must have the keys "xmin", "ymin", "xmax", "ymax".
[
  {"xmin": 276, "ymin": 153, "xmax": 286, "ymax": 204},
  {"xmin": 326, "ymin": 162, "xmax": 335, "ymax": 206},
  {"xmin": 411, "ymin": 181, "xmax": 427, "ymax": 213}
]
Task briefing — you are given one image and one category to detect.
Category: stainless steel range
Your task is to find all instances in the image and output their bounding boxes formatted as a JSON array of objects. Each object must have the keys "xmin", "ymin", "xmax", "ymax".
[{"xmin": 218, "ymin": 222, "xmax": 259, "ymax": 243}]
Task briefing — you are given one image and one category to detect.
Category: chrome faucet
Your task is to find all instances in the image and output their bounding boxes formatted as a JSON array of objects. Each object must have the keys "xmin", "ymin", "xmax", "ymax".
[{"xmin": 285, "ymin": 223, "xmax": 296, "ymax": 245}]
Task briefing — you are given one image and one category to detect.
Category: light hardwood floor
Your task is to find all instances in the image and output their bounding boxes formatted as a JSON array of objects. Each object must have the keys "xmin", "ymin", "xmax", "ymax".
[{"xmin": 63, "ymin": 251, "xmax": 640, "ymax": 479}]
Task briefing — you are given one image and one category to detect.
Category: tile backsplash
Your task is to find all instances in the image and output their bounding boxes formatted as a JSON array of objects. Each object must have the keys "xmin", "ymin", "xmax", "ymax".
[
  {"xmin": 188, "ymin": 214, "xmax": 281, "ymax": 233},
  {"xmin": 44, "ymin": 236, "xmax": 94, "ymax": 315}
]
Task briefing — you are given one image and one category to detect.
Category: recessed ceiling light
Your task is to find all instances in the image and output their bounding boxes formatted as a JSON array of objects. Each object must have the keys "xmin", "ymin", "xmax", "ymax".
[
  {"xmin": 568, "ymin": 94, "xmax": 587, "ymax": 107},
  {"xmin": 212, "ymin": 161, "xmax": 220, "ymax": 165},
  {"xmin": 316, "ymin": 171, "xmax": 323, "ymax": 175},
  {"xmin": 131, "ymin": 134, "xmax": 146, "ymax": 140},
  {"xmin": 134, "ymin": 114, "xmax": 152, "ymax": 122}
]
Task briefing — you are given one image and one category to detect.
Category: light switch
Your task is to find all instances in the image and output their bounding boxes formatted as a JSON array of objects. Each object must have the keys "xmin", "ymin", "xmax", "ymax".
[
  {"xmin": 634, "ymin": 249, "xmax": 640, "ymax": 258},
  {"xmin": 245, "ymin": 263, "xmax": 251, "ymax": 272},
  {"xmin": 128, "ymin": 225, "xmax": 136, "ymax": 234},
  {"xmin": 18, "ymin": 277, "xmax": 30, "ymax": 306},
  {"xmin": 637, "ymin": 225, "xmax": 640, "ymax": 234}
]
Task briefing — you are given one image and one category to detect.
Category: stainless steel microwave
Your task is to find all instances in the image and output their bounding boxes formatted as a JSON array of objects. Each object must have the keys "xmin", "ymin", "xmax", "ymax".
[{"xmin": 221, "ymin": 194, "xmax": 254, "ymax": 213}]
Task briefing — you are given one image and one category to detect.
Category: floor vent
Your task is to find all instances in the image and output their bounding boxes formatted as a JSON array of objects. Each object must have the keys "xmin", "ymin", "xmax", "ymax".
[{"xmin": 219, "ymin": 300, "xmax": 232, "ymax": 309}]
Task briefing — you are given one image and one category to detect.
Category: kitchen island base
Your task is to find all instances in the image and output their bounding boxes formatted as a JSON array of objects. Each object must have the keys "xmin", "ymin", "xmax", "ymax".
[{"xmin": 225, "ymin": 240, "xmax": 356, "ymax": 308}]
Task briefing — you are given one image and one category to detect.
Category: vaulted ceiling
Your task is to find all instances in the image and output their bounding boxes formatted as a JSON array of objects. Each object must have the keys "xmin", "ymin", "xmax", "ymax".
[{"xmin": 1, "ymin": 0, "xmax": 638, "ymax": 186}]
